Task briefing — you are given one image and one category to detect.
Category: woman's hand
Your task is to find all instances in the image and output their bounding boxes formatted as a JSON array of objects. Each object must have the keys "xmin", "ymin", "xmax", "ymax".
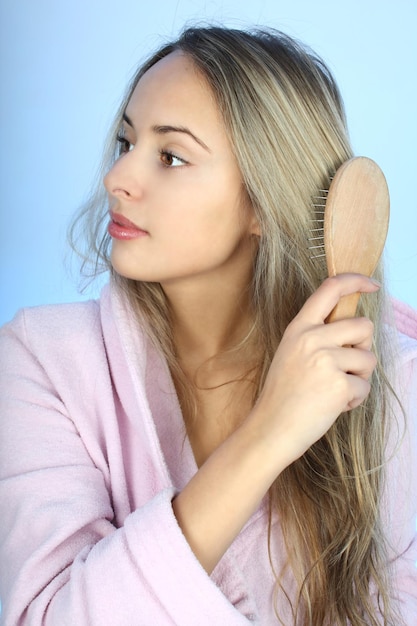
[{"xmin": 250, "ymin": 273, "xmax": 379, "ymax": 465}]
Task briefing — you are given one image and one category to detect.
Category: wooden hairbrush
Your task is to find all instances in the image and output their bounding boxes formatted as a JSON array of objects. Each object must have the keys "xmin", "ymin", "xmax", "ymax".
[{"xmin": 311, "ymin": 157, "xmax": 390, "ymax": 322}]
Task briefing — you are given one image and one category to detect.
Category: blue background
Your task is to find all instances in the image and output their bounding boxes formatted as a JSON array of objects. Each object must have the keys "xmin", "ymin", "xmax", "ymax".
[{"xmin": 0, "ymin": 0, "xmax": 416, "ymax": 324}]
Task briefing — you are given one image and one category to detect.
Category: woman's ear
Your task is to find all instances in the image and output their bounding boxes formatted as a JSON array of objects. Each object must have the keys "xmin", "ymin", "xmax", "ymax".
[
  {"xmin": 242, "ymin": 190, "xmax": 261, "ymax": 236},
  {"xmin": 249, "ymin": 212, "xmax": 261, "ymax": 237}
]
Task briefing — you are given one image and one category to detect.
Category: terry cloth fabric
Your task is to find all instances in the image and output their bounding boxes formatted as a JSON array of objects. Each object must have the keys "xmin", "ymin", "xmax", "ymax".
[{"xmin": 0, "ymin": 282, "xmax": 416, "ymax": 625}]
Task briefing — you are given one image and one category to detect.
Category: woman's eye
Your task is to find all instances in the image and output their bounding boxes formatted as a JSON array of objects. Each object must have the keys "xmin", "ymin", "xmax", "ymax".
[
  {"xmin": 159, "ymin": 150, "xmax": 187, "ymax": 168},
  {"xmin": 116, "ymin": 134, "xmax": 134, "ymax": 155}
]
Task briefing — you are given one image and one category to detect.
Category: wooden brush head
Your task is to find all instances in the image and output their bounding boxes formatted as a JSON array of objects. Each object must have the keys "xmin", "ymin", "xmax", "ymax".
[{"xmin": 324, "ymin": 157, "xmax": 390, "ymax": 322}]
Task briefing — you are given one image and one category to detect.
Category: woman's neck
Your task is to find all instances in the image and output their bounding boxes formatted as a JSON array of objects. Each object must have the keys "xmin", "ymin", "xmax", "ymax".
[{"xmin": 161, "ymin": 273, "xmax": 255, "ymax": 366}]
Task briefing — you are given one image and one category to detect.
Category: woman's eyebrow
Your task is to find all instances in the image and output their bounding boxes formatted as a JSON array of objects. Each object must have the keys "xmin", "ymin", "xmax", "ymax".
[
  {"xmin": 152, "ymin": 125, "xmax": 211, "ymax": 153},
  {"xmin": 122, "ymin": 112, "xmax": 211, "ymax": 153},
  {"xmin": 122, "ymin": 112, "xmax": 134, "ymax": 127}
]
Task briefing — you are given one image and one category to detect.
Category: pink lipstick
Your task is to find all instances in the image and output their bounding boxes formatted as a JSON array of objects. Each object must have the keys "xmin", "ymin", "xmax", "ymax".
[{"xmin": 108, "ymin": 211, "xmax": 148, "ymax": 240}]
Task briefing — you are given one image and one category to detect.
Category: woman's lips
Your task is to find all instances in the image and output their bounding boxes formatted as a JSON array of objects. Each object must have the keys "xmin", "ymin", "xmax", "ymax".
[{"xmin": 108, "ymin": 211, "xmax": 148, "ymax": 240}]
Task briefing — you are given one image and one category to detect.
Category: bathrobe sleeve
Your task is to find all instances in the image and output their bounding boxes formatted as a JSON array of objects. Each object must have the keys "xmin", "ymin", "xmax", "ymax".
[{"xmin": 0, "ymin": 305, "xmax": 252, "ymax": 626}]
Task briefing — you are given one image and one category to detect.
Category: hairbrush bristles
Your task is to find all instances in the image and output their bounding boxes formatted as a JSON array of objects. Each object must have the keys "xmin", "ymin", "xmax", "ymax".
[{"xmin": 309, "ymin": 188, "xmax": 329, "ymax": 259}]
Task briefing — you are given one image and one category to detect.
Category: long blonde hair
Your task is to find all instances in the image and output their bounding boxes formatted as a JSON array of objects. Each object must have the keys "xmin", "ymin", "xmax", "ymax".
[{"xmin": 70, "ymin": 26, "xmax": 401, "ymax": 625}]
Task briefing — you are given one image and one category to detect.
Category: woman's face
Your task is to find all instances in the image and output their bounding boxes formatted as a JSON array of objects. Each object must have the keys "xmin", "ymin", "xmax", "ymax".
[{"xmin": 104, "ymin": 51, "xmax": 259, "ymax": 292}]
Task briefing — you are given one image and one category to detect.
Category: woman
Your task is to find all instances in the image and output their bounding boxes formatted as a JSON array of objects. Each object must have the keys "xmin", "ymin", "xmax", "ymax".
[{"xmin": 0, "ymin": 25, "xmax": 416, "ymax": 625}]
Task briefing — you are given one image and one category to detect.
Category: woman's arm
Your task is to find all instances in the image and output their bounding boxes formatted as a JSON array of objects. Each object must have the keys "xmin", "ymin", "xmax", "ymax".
[{"xmin": 173, "ymin": 273, "xmax": 380, "ymax": 573}]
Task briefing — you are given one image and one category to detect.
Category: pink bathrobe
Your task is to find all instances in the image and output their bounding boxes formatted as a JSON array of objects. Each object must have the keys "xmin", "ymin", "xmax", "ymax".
[{"xmin": 0, "ymin": 283, "xmax": 416, "ymax": 625}]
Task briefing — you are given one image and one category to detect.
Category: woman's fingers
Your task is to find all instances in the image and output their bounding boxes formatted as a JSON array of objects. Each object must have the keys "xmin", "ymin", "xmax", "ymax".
[
  {"xmin": 332, "ymin": 345, "xmax": 377, "ymax": 380},
  {"xmin": 322, "ymin": 316, "xmax": 375, "ymax": 351},
  {"xmin": 344, "ymin": 374, "xmax": 372, "ymax": 411},
  {"xmin": 295, "ymin": 274, "xmax": 380, "ymax": 325}
]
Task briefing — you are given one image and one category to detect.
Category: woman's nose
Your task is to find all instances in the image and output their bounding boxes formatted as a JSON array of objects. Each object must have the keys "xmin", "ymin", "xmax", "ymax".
[{"xmin": 103, "ymin": 153, "xmax": 143, "ymax": 201}]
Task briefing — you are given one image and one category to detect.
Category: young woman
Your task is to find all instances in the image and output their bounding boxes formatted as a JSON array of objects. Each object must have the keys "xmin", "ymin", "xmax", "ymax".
[{"xmin": 0, "ymin": 26, "xmax": 416, "ymax": 626}]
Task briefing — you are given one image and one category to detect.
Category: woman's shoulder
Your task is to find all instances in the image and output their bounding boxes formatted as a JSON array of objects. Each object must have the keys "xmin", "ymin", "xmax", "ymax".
[
  {"xmin": 0, "ymin": 286, "xmax": 119, "ymax": 368},
  {"xmin": 391, "ymin": 297, "xmax": 417, "ymax": 339},
  {"xmin": 1, "ymin": 295, "xmax": 102, "ymax": 346},
  {"xmin": 0, "ymin": 283, "xmax": 149, "ymax": 379},
  {"xmin": 390, "ymin": 297, "xmax": 417, "ymax": 363}
]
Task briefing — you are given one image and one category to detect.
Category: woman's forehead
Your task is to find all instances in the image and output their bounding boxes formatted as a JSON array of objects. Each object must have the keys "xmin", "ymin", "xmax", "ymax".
[
  {"xmin": 128, "ymin": 52, "xmax": 210, "ymax": 112},
  {"xmin": 124, "ymin": 52, "xmax": 227, "ymax": 145}
]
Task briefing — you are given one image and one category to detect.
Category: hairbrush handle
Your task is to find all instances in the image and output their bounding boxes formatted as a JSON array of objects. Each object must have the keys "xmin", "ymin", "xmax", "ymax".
[{"xmin": 326, "ymin": 293, "xmax": 361, "ymax": 323}]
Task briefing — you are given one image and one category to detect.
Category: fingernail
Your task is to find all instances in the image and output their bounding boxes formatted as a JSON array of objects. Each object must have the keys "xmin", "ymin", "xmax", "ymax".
[{"xmin": 369, "ymin": 278, "xmax": 381, "ymax": 287}]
